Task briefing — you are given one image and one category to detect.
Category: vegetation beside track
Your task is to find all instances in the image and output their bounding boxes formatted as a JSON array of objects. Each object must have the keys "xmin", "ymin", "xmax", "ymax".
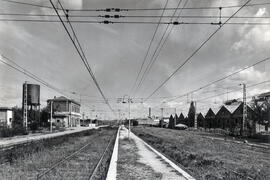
[
  {"xmin": 132, "ymin": 126, "xmax": 270, "ymax": 180},
  {"xmin": 0, "ymin": 127, "xmax": 117, "ymax": 180}
]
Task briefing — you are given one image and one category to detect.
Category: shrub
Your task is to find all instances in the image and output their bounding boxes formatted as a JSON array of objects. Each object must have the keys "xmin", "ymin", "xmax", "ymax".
[
  {"xmin": 0, "ymin": 126, "xmax": 28, "ymax": 138},
  {"xmin": 0, "ymin": 127, "xmax": 13, "ymax": 137},
  {"xmin": 132, "ymin": 120, "xmax": 139, "ymax": 126}
]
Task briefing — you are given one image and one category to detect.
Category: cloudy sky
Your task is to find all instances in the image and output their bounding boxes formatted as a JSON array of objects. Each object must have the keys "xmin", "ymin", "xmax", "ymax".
[{"xmin": 0, "ymin": 0, "xmax": 270, "ymax": 119}]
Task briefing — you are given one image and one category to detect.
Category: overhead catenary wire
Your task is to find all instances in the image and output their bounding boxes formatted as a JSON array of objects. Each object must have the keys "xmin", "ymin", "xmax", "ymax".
[
  {"xmin": 165, "ymin": 56, "xmax": 270, "ymax": 103},
  {"xmin": 0, "ymin": 55, "xmax": 110, "ymax": 113},
  {"xmin": 2, "ymin": 0, "xmax": 270, "ymax": 11},
  {"xmin": 2, "ymin": 13, "xmax": 270, "ymax": 20},
  {"xmin": 1, "ymin": 18, "xmax": 270, "ymax": 26},
  {"xmin": 173, "ymin": 79, "xmax": 270, "ymax": 110},
  {"xmin": 0, "ymin": 56, "xmax": 121, "ymax": 119},
  {"xmin": 49, "ymin": 0, "xmax": 115, "ymax": 115},
  {"xmin": 130, "ymin": 0, "xmax": 169, "ymax": 94},
  {"xmin": 153, "ymin": 55, "xmax": 270, "ymax": 109},
  {"xmin": 57, "ymin": 0, "xmax": 115, "ymax": 115},
  {"xmin": 134, "ymin": 0, "xmax": 189, "ymax": 95},
  {"xmin": 0, "ymin": 55, "xmax": 72, "ymax": 100},
  {"xmin": 144, "ymin": 0, "xmax": 252, "ymax": 102},
  {"xmin": 197, "ymin": 79, "xmax": 270, "ymax": 104}
]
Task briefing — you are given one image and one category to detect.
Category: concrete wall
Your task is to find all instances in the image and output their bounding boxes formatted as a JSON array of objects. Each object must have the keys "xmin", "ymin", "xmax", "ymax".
[{"xmin": 0, "ymin": 110, "xmax": 13, "ymax": 128}]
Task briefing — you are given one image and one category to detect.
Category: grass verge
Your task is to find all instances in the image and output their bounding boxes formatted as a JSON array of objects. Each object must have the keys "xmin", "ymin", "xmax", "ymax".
[{"xmin": 132, "ymin": 126, "xmax": 270, "ymax": 180}]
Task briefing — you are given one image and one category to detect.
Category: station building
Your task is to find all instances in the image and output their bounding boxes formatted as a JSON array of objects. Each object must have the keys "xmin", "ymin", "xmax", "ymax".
[
  {"xmin": 47, "ymin": 96, "xmax": 81, "ymax": 127},
  {"xmin": 0, "ymin": 107, "xmax": 13, "ymax": 128}
]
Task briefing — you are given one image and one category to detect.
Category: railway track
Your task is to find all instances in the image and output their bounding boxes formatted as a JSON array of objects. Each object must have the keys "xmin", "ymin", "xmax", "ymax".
[{"xmin": 36, "ymin": 128, "xmax": 118, "ymax": 180}]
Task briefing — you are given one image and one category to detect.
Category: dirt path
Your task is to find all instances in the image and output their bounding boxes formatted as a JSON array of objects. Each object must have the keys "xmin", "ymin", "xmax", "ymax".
[{"xmin": 116, "ymin": 127, "xmax": 189, "ymax": 180}]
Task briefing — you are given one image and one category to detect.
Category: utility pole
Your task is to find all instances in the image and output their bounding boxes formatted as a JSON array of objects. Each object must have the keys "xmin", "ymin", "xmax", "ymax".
[
  {"xmin": 119, "ymin": 95, "xmax": 132, "ymax": 139},
  {"xmin": 174, "ymin": 108, "xmax": 177, "ymax": 126},
  {"xmin": 50, "ymin": 101, "xmax": 53, "ymax": 132},
  {"xmin": 128, "ymin": 96, "xmax": 131, "ymax": 139},
  {"xmin": 161, "ymin": 108, "xmax": 164, "ymax": 119},
  {"xmin": 22, "ymin": 81, "xmax": 28, "ymax": 131},
  {"xmin": 82, "ymin": 112, "xmax": 85, "ymax": 127},
  {"xmin": 240, "ymin": 83, "xmax": 247, "ymax": 135},
  {"xmin": 194, "ymin": 101, "xmax": 198, "ymax": 129},
  {"xmin": 160, "ymin": 108, "xmax": 164, "ymax": 127}
]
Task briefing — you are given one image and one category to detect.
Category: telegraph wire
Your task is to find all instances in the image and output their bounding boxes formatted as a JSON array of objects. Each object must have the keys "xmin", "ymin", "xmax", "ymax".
[
  {"xmin": 144, "ymin": 0, "xmax": 252, "ymax": 102},
  {"xmin": 49, "ymin": 0, "xmax": 115, "ymax": 115},
  {"xmin": 134, "ymin": 0, "xmax": 189, "ymax": 95},
  {"xmin": 130, "ymin": 0, "xmax": 169, "ymax": 94}
]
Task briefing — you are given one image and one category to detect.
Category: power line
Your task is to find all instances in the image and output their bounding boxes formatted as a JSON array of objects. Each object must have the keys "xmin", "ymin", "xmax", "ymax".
[
  {"xmin": 197, "ymin": 79, "xmax": 270, "ymax": 103},
  {"xmin": 2, "ymin": 0, "xmax": 270, "ymax": 11},
  {"xmin": 0, "ymin": 55, "xmax": 71, "ymax": 99},
  {"xmin": 130, "ymin": 0, "xmax": 169, "ymax": 94},
  {"xmin": 2, "ymin": 18, "xmax": 270, "ymax": 26},
  {"xmin": 173, "ymin": 79, "xmax": 270, "ymax": 110},
  {"xmin": 2, "ymin": 13, "xmax": 270, "ymax": 20},
  {"xmin": 152, "ymin": 55, "xmax": 270, "ymax": 110},
  {"xmin": 134, "ymin": 0, "xmax": 189, "ymax": 95},
  {"xmin": 166, "ymin": 56, "xmax": 270, "ymax": 103},
  {"xmin": 144, "ymin": 0, "xmax": 252, "ymax": 102},
  {"xmin": 0, "ymin": 54, "xmax": 114, "ymax": 114},
  {"xmin": 49, "ymin": 0, "xmax": 115, "ymax": 115},
  {"xmin": 123, "ymin": 2, "xmax": 270, "ymax": 11}
]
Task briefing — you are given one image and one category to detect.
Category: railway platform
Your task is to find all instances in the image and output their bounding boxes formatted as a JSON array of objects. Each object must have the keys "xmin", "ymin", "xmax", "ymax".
[
  {"xmin": 109, "ymin": 126, "xmax": 195, "ymax": 180},
  {"xmin": 0, "ymin": 126, "xmax": 105, "ymax": 148}
]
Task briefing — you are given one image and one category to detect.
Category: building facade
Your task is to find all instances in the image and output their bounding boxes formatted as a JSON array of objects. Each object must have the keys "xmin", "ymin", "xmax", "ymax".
[
  {"xmin": 47, "ymin": 96, "xmax": 81, "ymax": 127},
  {"xmin": 0, "ymin": 107, "xmax": 13, "ymax": 128}
]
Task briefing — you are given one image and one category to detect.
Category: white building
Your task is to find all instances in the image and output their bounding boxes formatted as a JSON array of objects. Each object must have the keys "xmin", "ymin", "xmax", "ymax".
[{"xmin": 0, "ymin": 107, "xmax": 13, "ymax": 128}]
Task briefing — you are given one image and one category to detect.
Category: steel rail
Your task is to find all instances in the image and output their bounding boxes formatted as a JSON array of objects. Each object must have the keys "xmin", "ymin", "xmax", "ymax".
[
  {"xmin": 36, "ymin": 141, "xmax": 93, "ymax": 179},
  {"xmin": 88, "ymin": 132, "xmax": 116, "ymax": 180}
]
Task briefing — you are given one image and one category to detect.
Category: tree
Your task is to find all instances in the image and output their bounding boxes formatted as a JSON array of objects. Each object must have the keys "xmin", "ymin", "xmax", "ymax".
[
  {"xmin": 251, "ymin": 97, "xmax": 270, "ymax": 131},
  {"xmin": 168, "ymin": 115, "xmax": 175, "ymax": 129},
  {"xmin": 188, "ymin": 101, "xmax": 196, "ymax": 127},
  {"xmin": 40, "ymin": 107, "xmax": 50, "ymax": 127},
  {"xmin": 12, "ymin": 106, "xmax": 23, "ymax": 128},
  {"xmin": 177, "ymin": 113, "xmax": 185, "ymax": 124}
]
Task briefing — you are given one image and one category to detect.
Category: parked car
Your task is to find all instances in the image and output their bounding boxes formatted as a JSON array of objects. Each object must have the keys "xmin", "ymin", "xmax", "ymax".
[{"xmin": 175, "ymin": 124, "xmax": 188, "ymax": 130}]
